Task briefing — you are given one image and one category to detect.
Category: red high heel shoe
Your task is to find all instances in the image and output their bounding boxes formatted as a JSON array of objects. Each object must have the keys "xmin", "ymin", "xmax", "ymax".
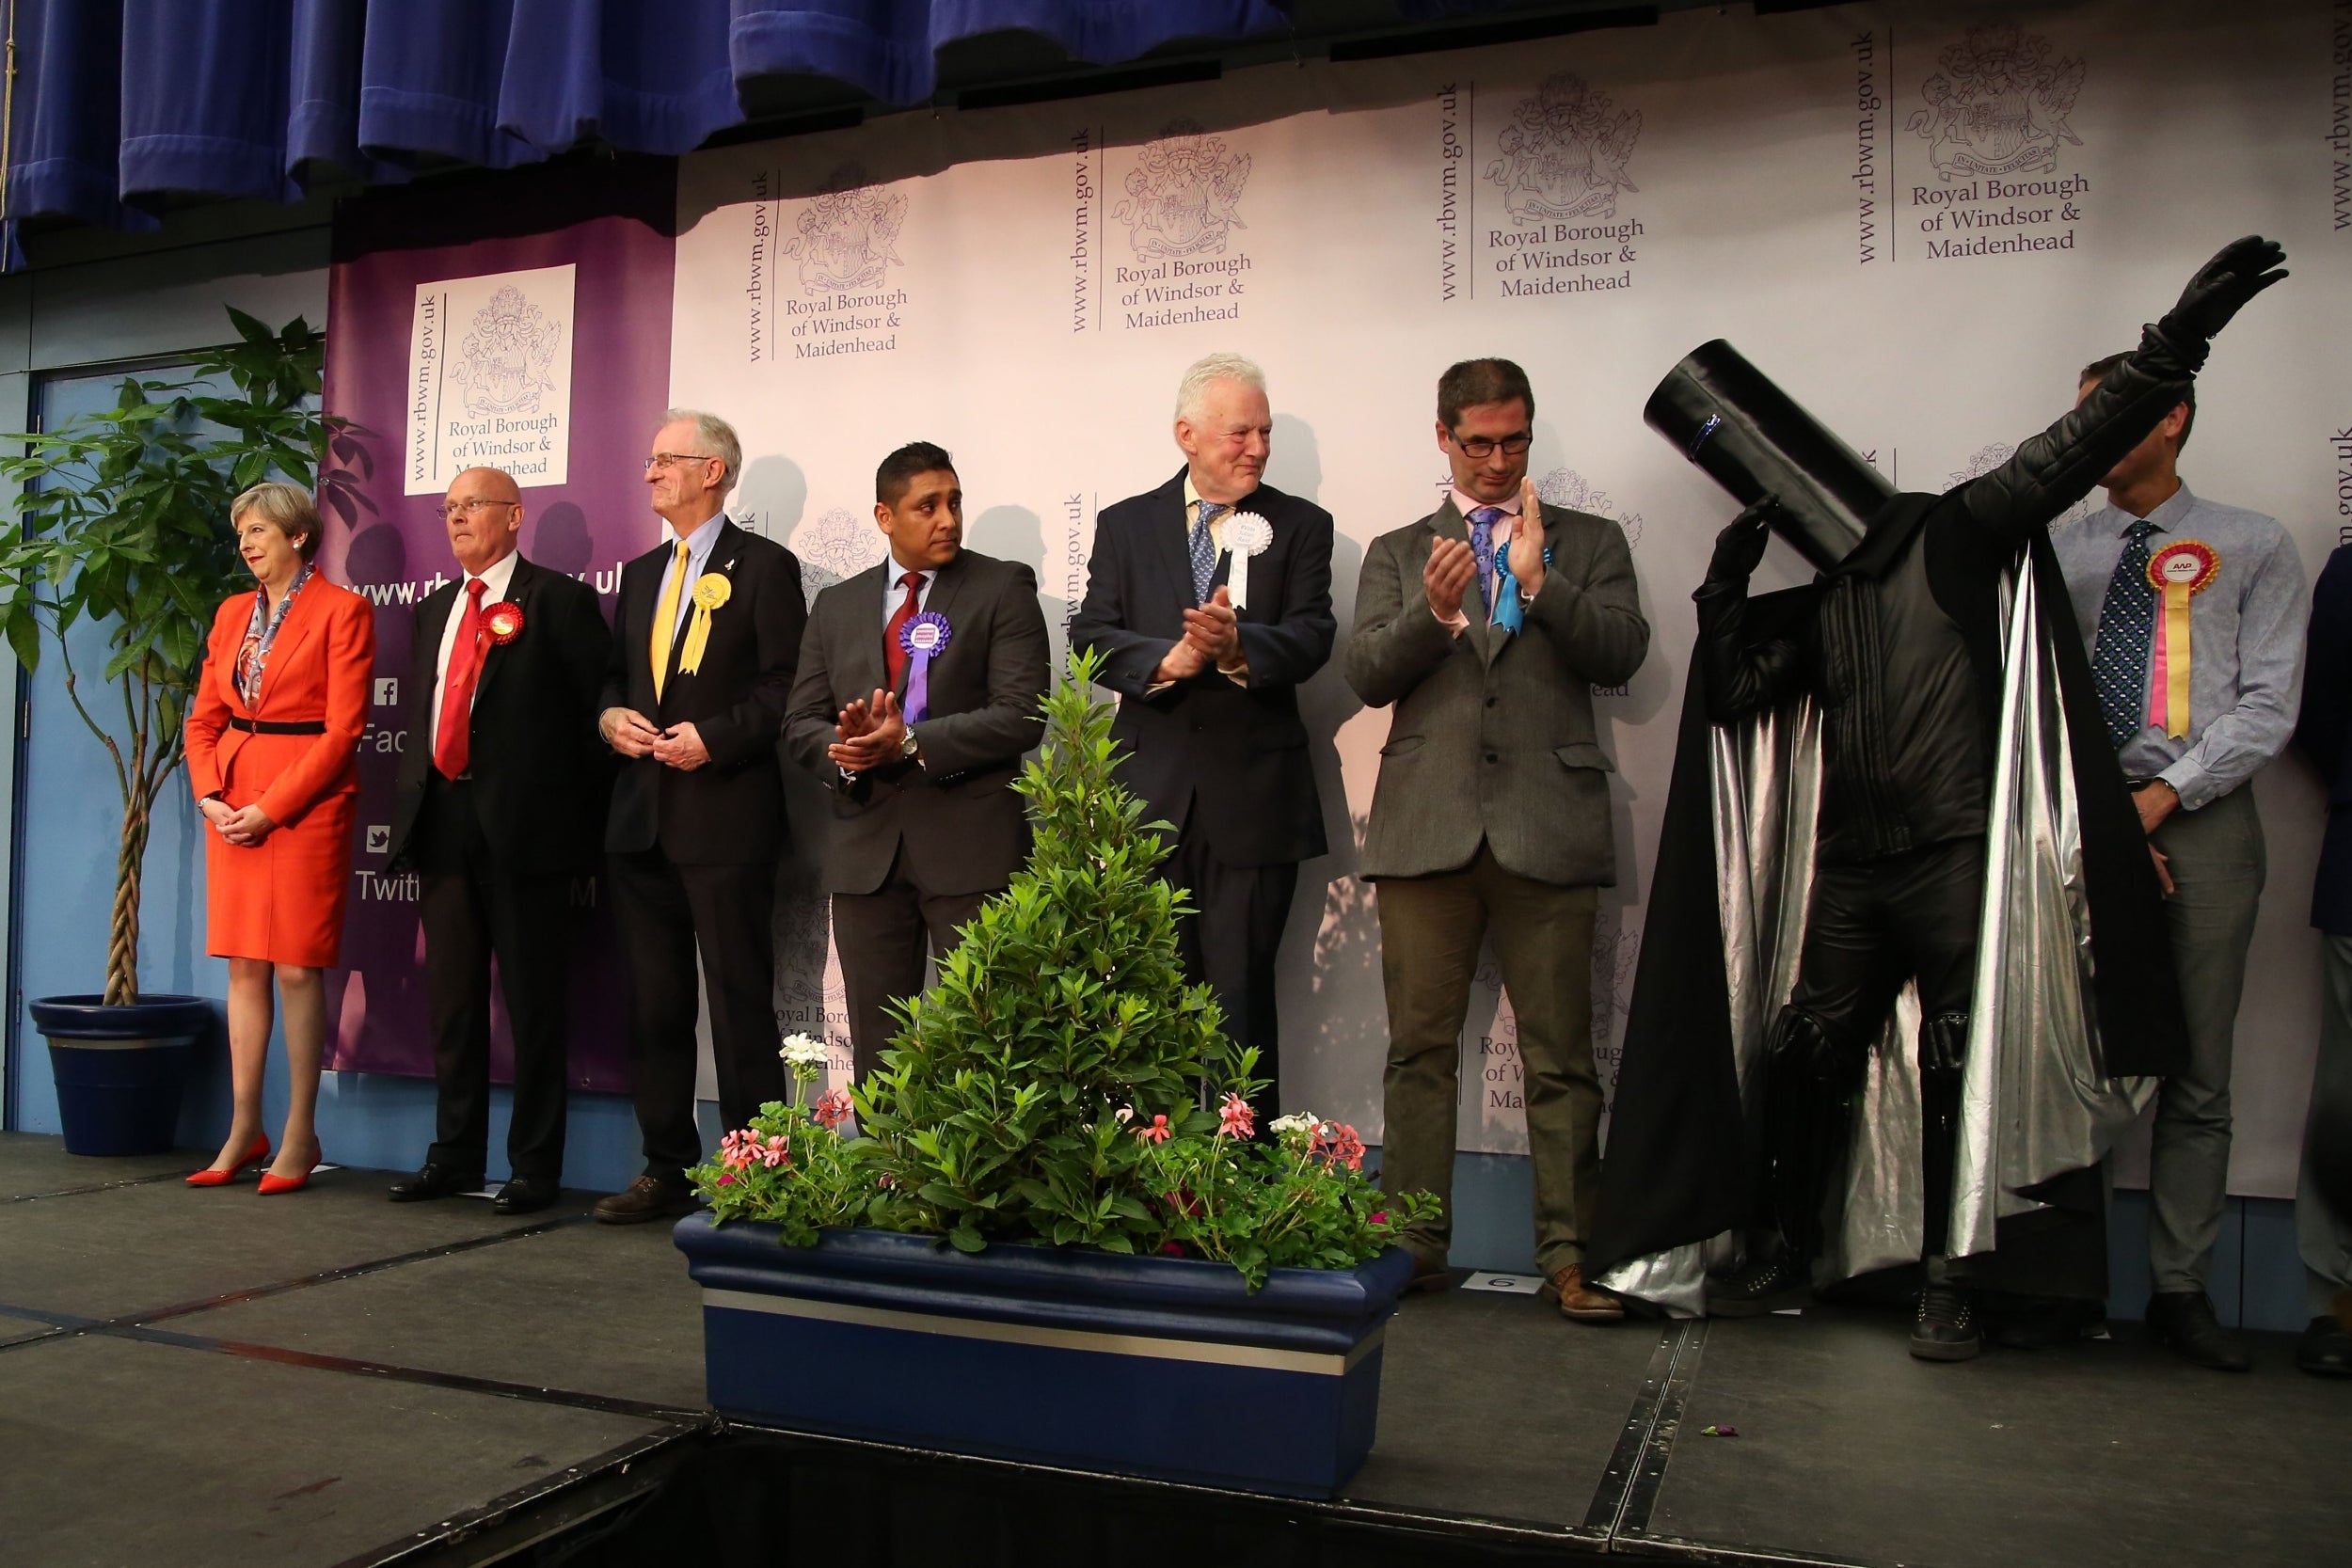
[
  {"xmin": 186, "ymin": 1136, "xmax": 271, "ymax": 1188},
  {"xmin": 256, "ymin": 1148, "xmax": 321, "ymax": 1196}
]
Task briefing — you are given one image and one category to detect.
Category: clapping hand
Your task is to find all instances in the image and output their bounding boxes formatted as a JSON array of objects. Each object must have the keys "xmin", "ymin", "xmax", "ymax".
[
  {"xmin": 1504, "ymin": 478, "xmax": 1546, "ymax": 594},
  {"xmin": 1181, "ymin": 585, "xmax": 1242, "ymax": 666},
  {"xmin": 1424, "ymin": 537, "xmax": 1477, "ymax": 625},
  {"xmin": 830, "ymin": 689, "xmax": 907, "ymax": 772}
]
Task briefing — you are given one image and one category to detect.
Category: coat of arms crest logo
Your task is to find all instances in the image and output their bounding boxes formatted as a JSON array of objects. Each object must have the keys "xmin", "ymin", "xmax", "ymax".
[
  {"xmin": 1113, "ymin": 121, "xmax": 1251, "ymax": 261},
  {"xmin": 449, "ymin": 284, "xmax": 562, "ymax": 417},
  {"xmin": 1485, "ymin": 74, "xmax": 1642, "ymax": 228},
  {"xmin": 783, "ymin": 168, "xmax": 908, "ymax": 295},
  {"xmin": 1536, "ymin": 467, "xmax": 1645, "ymax": 549},
  {"xmin": 1906, "ymin": 24, "xmax": 2085, "ymax": 182}
]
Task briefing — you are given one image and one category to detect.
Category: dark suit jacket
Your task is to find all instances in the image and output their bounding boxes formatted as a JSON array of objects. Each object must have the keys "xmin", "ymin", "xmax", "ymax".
[
  {"xmin": 389, "ymin": 555, "xmax": 612, "ymax": 876},
  {"xmin": 784, "ymin": 548, "xmax": 1051, "ymax": 897},
  {"xmin": 2299, "ymin": 543, "xmax": 2352, "ymax": 935},
  {"xmin": 1345, "ymin": 498, "xmax": 1648, "ymax": 887},
  {"xmin": 601, "ymin": 518, "xmax": 807, "ymax": 865},
  {"xmin": 1068, "ymin": 468, "xmax": 1334, "ymax": 867}
]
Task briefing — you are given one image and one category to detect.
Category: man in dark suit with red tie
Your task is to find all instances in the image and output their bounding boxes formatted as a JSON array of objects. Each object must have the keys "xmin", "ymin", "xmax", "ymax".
[
  {"xmin": 386, "ymin": 467, "xmax": 612, "ymax": 1214},
  {"xmin": 1071, "ymin": 353, "xmax": 1336, "ymax": 1122},
  {"xmin": 785, "ymin": 442, "xmax": 1051, "ymax": 1082},
  {"xmin": 595, "ymin": 409, "xmax": 808, "ymax": 1223}
]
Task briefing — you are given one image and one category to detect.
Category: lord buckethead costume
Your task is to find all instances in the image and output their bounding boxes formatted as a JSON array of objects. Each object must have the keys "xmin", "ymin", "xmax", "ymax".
[{"xmin": 1594, "ymin": 237, "xmax": 2285, "ymax": 1359}]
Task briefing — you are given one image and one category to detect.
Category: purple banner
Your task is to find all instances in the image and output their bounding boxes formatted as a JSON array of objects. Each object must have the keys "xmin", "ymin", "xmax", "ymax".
[{"xmin": 318, "ymin": 160, "xmax": 677, "ymax": 1091}]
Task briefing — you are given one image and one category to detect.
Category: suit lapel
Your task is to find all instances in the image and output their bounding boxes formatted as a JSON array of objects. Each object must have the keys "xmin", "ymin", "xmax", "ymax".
[
  {"xmin": 254, "ymin": 576, "xmax": 326, "ymax": 710},
  {"xmin": 1428, "ymin": 499, "xmax": 1491, "ymax": 664},
  {"xmin": 841, "ymin": 562, "xmax": 890, "ymax": 702},
  {"xmin": 1151, "ymin": 470, "xmax": 1200, "ymax": 613},
  {"xmin": 470, "ymin": 557, "xmax": 535, "ymax": 706}
]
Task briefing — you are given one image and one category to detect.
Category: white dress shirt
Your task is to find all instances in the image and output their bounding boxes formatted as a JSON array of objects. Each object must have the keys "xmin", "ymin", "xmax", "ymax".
[
  {"xmin": 882, "ymin": 551, "xmax": 938, "ymax": 628},
  {"xmin": 428, "ymin": 548, "xmax": 521, "ymax": 746}
]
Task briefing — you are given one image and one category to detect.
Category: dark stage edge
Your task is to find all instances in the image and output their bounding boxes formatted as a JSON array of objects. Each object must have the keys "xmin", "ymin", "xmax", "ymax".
[{"xmin": 0, "ymin": 1132, "xmax": 2343, "ymax": 1568}]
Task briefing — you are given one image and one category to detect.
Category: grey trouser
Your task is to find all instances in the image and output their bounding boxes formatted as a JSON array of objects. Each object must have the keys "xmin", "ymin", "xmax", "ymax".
[
  {"xmin": 2301, "ymin": 935, "xmax": 2352, "ymax": 1313},
  {"xmin": 2145, "ymin": 784, "xmax": 2265, "ymax": 1294},
  {"xmin": 1375, "ymin": 846, "xmax": 1600, "ymax": 1278}
]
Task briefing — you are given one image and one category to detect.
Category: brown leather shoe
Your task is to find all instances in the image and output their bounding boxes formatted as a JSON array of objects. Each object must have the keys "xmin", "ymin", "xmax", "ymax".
[
  {"xmin": 593, "ymin": 1175, "xmax": 694, "ymax": 1226},
  {"xmin": 1543, "ymin": 1263, "xmax": 1625, "ymax": 1323}
]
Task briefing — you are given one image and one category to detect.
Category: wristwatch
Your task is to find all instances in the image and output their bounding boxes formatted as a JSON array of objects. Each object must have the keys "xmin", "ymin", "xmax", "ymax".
[{"xmin": 899, "ymin": 728, "xmax": 920, "ymax": 762}]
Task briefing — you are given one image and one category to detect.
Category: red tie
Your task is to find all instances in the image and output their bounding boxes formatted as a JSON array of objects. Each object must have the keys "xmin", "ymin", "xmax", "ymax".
[
  {"xmin": 882, "ymin": 571, "xmax": 923, "ymax": 694},
  {"xmin": 434, "ymin": 578, "xmax": 489, "ymax": 780}
]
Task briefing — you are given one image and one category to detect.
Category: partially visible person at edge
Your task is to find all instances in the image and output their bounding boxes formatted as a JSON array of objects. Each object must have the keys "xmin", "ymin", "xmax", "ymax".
[{"xmin": 183, "ymin": 481, "xmax": 376, "ymax": 1196}]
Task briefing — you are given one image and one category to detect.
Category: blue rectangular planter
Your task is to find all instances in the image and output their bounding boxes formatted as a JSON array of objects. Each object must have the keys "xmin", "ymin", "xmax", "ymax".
[{"xmin": 673, "ymin": 1216, "xmax": 1414, "ymax": 1498}]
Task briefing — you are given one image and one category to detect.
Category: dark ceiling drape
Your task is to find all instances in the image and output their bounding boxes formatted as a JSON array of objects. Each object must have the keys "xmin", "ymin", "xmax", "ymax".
[{"xmin": 4, "ymin": 0, "xmax": 1289, "ymax": 232}]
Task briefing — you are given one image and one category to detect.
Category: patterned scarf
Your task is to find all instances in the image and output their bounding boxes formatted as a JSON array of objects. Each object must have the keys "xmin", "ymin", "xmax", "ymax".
[{"xmin": 235, "ymin": 564, "xmax": 312, "ymax": 707}]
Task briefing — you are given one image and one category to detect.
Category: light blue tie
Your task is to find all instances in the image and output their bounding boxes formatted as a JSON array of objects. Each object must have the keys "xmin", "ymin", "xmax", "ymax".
[{"xmin": 1191, "ymin": 500, "xmax": 1226, "ymax": 607}]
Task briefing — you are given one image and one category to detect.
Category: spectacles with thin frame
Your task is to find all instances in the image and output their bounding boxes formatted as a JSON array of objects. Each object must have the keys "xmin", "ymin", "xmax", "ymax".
[
  {"xmin": 1449, "ymin": 432, "xmax": 1534, "ymax": 460},
  {"xmin": 441, "ymin": 498, "xmax": 520, "ymax": 519},
  {"xmin": 644, "ymin": 451, "xmax": 719, "ymax": 472}
]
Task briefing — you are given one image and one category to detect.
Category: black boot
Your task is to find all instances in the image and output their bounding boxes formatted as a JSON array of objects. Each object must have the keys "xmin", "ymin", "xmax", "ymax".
[
  {"xmin": 1709, "ymin": 1250, "xmax": 1812, "ymax": 1318},
  {"xmin": 1911, "ymin": 1285, "xmax": 1982, "ymax": 1362},
  {"xmin": 2145, "ymin": 1291, "xmax": 2250, "ymax": 1371}
]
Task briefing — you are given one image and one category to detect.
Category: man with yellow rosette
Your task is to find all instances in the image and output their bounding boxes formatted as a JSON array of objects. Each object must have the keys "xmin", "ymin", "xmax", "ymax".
[
  {"xmin": 2055, "ymin": 356, "xmax": 2309, "ymax": 1370},
  {"xmin": 596, "ymin": 409, "xmax": 808, "ymax": 1224},
  {"xmin": 785, "ymin": 441, "xmax": 1050, "ymax": 1084}
]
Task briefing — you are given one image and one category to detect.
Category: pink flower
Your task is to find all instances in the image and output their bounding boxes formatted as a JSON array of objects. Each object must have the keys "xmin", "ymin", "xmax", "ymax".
[
  {"xmin": 812, "ymin": 1089, "xmax": 853, "ymax": 1130},
  {"xmin": 1160, "ymin": 1241, "xmax": 1185, "ymax": 1257},
  {"xmin": 1370, "ymin": 1211, "xmax": 1389, "ymax": 1226},
  {"xmin": 718, "ymin": 1130, "xmax": 755, "ymax": 1171},
  {"xmin": 1135, "ymin": 1114, "xmax": 1172, "ymax": 1145},
  {"xmin": 758, "ymin": 1133, "xmax": 790, "ymax": 1168},
  {"xmin": 1311, "ymin": 1121, "xmax": 1367, "ymax": 1171},
  {"xmin": 716, "ymin": 1173, "xmax": 738, "ymax": 1186},
  {"xmin": 1217, "ymin": 1092, "xmax": 1254, "ymax": 1140}
]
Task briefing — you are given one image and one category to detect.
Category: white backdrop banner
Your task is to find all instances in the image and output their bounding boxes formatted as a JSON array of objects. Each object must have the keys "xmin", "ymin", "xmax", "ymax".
[{"xmin": 666, "ymin": 0, "xmax": 2345, "ymax": 1196}]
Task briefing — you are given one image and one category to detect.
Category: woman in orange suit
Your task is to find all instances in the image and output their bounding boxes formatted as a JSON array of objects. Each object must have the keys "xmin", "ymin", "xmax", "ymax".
[{"xmin": 183, "ymin": 482, "xmax": 374, "ymax": 1194}]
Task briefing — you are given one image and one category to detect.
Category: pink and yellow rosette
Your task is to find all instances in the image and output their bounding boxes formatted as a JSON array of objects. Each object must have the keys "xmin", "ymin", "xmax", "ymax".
[{"xmin": 2144, "ymin": 539, "xmax": 2219, "ymax": 739}]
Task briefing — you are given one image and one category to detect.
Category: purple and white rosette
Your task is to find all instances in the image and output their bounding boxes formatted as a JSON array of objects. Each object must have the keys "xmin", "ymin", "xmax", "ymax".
[
  {"xmin": 1221, "ymin": 511, "xmax": 1273, "ymax": 611},
  {"xmin": 898, "ymin": 610, "xmax": 952, "ymax": 722}
]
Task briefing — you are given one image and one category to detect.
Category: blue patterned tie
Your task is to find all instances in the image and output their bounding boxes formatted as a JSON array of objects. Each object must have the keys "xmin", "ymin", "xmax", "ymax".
[
  {"xmin": 1468, "ymin": 507, "xmax": 1505, "ymax": 617},
  {"xmin": 1190, "ymin": 500, "xmax": 1226, "ymax": 607},
  {"xmin": 2091, "ymin": 519, "xmax": 2160, "ymax": 751}
]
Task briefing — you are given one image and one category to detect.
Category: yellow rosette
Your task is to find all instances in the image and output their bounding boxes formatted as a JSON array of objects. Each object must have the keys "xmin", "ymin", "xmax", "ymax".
[
  {"xmin": 678, "ymin": 572, "xmax": 732, "ymax": 678},
  {"xmin": 2144, "ymin": 540, "xmax": 2218, "ymax": 739}
]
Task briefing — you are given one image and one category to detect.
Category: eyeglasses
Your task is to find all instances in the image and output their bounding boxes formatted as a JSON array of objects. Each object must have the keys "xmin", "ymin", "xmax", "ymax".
[
  {"xmin": 1449, "ymin": 432, "xmax": 1534, "ymax": 459},
  {"xmin": 644, "ymin": 451, "xmax": 719, "ymax": 472},
  {"xmin": 441, "ymin": 498, "xmax": 519, "ymax": 518}
]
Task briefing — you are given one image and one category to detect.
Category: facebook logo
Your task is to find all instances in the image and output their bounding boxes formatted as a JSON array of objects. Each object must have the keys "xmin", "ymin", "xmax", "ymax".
[{"xmin": 373, "ymin": 678, "xmax": 399, "ymax": 706}]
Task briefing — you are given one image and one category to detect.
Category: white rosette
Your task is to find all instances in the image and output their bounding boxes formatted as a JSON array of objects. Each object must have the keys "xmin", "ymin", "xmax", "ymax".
[{"xmin": 1221, "ymin": 511, "xmax": 1273, "ymax": 610}]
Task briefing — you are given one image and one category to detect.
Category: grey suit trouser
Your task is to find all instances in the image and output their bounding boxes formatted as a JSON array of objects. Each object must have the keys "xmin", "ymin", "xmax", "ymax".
[
  {"xmin": 2302, "ymin": 935, "xmax": 2352, "ymax": 1314},
  {"xmin": 2144, "ymin": 784, "xmax": 2266, "ymax": 1294},
  {"xmin": 1376, "ymin": 845, "xmax": 1600, "ymax": 1278}
]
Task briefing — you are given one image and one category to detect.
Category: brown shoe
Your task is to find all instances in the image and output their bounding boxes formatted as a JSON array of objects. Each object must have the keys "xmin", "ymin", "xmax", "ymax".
[
  {"xmin": 1403, "ymin": 1253, "xmax": 1454, "ymax": 1294},
  {"xmin": 1543, "ymin": 1263, "xmax": 1625, "ymax": 1323},
  {"xmin": 593, "ymin": 1175, "xmax": 694, "ymax": 1226}
]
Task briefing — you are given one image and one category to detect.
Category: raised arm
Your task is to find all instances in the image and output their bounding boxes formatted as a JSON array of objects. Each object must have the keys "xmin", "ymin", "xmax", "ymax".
[{"xmin": 1691, "ymin": 500, "xmax": 1807, "ymax": 725}]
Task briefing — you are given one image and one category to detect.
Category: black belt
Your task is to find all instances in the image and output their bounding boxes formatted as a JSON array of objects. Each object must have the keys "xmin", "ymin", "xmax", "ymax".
[{"xmin": 228, "ymin": 717, "xmax": 326, "ymax": 736}]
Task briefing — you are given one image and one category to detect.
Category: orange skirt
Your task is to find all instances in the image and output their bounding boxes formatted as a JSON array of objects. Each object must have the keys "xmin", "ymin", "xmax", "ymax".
[{"xmin": 204, "ymin": 784, "xmax": 358, "ymax": 968}]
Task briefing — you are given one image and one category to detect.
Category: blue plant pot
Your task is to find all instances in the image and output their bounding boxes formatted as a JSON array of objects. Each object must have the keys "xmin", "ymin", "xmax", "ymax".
[
  {"xmin": 30, "ymin": 994, "xmax": 214, "ymax": 1157},
  {"xmin": 674, "ymin": 1216, "xmax": 1414, "ymax": 1498}
]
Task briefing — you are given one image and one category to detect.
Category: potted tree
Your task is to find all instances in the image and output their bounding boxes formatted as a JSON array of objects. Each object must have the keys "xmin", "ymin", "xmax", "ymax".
[
  {"xmin": 0, "ymin": 309, "xmax": 344, "ymax": 1156},
  {"xmin": 673, "ymin": 650, "xmax": 1437, "ymax": 1498}
]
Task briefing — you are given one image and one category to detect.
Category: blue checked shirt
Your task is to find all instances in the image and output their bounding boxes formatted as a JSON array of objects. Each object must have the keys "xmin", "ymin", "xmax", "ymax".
[{"xmin": 2051, "ymin": 483, "xmax": 2308, "ymax": 810}]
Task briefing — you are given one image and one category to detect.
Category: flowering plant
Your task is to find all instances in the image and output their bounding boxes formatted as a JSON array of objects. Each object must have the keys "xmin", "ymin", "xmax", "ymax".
[{"xmin": 688, "ymin": 651, "xmax": 1437, "ymax": 1288}]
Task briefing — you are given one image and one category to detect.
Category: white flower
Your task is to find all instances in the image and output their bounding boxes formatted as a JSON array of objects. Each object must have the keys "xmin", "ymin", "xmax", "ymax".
[
  {"xmin": 1268, "ymin": 1112, "xmax": 1318, "ymax": 1138},
  {"xmin": 1114, "ymin": 1106, "xmax": 1136, "ymax": 1125},
  {"xmin": 779, "ymin": 1034, "xmax": 829, "ymax": 1067}
]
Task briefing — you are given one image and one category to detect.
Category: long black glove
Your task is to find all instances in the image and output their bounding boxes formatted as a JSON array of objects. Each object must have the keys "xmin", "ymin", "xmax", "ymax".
[
  {"xmin": 1704, "ymin": 496, "xmax": 1780, "ymax": 586},
  {"xmin": 2155, "ymin": 234, "xmax": 2287, "ymax": 351}
]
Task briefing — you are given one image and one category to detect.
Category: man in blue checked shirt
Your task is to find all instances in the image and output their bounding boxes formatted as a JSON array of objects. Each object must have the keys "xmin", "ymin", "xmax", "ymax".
[{"xmin": 2054, "ymin": 355, "xmax": 2309, "ymax": 1372}]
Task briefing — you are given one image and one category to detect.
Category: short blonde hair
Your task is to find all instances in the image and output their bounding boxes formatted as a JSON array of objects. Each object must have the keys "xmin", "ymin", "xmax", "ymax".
[{"xmin": 231, "ymin": 481, "xmax": 322, "ymax": 562}]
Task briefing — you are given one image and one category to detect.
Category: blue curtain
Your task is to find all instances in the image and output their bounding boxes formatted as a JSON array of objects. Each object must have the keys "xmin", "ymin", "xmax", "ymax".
[{"xmin": 5, "ymin": 0, "xmax": 1287, "ymax": 232}]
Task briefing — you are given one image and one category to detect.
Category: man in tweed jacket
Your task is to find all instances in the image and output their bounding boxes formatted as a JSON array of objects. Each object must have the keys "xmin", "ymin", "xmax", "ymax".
[{"xmin": 1345, "ymin": 357, "xmax": 1648, "ymax": 1322}]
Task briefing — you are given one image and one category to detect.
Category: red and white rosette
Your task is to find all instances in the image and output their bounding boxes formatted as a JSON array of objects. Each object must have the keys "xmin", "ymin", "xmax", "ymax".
[
  {"xmin": 2144, "ymin": 539, "xmax": 2218, "ymax": 739},
  {"xmin": 1221, "ymin": 511, "xmax": 1272, "ymax": 610},
  {"xmin": 482, "ymin": 600, "xmax": 525, "ymax": 645}
]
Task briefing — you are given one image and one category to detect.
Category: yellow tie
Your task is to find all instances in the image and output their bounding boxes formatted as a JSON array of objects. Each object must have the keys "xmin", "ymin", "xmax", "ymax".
[{"xmin": 649, "ymin": 540, "xmax": 689, "ymax": 700}]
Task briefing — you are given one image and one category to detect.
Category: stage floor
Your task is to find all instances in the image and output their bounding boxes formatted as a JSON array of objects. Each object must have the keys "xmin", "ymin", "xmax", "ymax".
[{"xmin": 0, "ymin": 1131, "xmax": 2343, "ymax": 1567}]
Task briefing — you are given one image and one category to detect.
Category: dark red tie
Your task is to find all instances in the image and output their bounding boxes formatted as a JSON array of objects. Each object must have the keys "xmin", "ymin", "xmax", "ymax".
[
  {"xmin": 433, "ymin": 578, "xmax": 488, "ymax": 780},
  {"xmin": 882, "ymin": 571, "xmax": 922, "ymax": 694}
]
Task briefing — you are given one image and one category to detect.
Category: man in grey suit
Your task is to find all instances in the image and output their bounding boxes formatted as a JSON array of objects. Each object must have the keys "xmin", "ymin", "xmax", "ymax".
[
  {"xmin": 786, "ymin": 442, "xmax": 1052, "ymax": 1082},
  {"xmin": 1346, "ymin": 358, "xmax": 1649, "ymax": 1322}
]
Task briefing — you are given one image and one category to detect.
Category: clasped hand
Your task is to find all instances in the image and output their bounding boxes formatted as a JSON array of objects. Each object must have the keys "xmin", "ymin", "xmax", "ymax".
[
  {"xmin": 830, "ymin": 689, "xmax": 909, "ymax": 773},
  {"xmin": 602, "ymin": 707, "xmax": 710, "ymax": 770},
  {"xmin": 200, "ymin": 798, "xmax": 275, "ymax": 847},
  {"xmin": 1153, "ymin": 585, "xmax": 1244, "ymax": 683}
]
